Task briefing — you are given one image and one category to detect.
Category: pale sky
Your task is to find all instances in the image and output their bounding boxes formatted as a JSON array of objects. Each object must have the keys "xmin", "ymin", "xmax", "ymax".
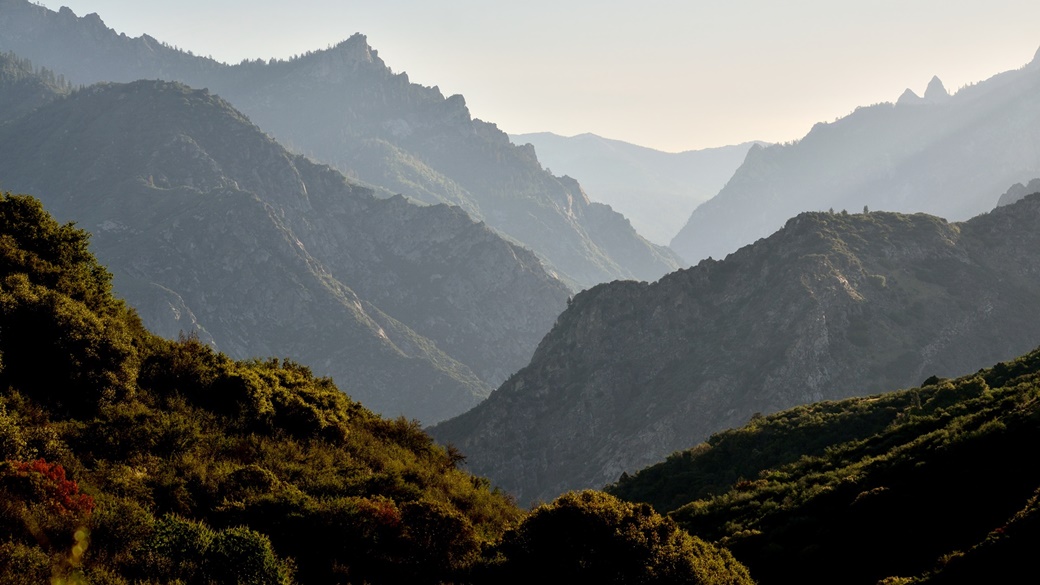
[{"xmin": 37, "ymin": 1, "xmax": 1040, "ymax": 152}]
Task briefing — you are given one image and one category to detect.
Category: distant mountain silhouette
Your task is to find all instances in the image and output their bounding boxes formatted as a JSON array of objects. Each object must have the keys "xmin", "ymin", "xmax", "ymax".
[
  {"xmin": 671, "ymin": 48, "xmax": 1040, "ymax": 264},
  {"xmin": 0, "ymin": 0, "xmax": 679, "ymax": 288},
  {"xmin": 509, "ymin": 132, "xmax": 758, "ymax": 245}
]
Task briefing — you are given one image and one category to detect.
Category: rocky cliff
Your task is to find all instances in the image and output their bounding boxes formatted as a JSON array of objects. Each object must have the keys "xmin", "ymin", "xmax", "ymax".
[
  {"xmin": 0, "ymin": 0, "xmax": 680, "ymax": 288},
  {"xmin": 432, "ymin": 196, "xmax": 1040, "ymax": 504},
  {"xmin": 0, "ymin": 78, "xmax": 571, "ymax": 424}
]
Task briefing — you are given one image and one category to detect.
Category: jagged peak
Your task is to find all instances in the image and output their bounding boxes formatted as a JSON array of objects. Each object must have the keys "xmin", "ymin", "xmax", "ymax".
[
  {"xmin": 329, "ymin": 34, "xmax": 380, "ymax": 64},
  {"xmin": 897, "ymin": 88, "xmax": 923, "ymax": 105},
  {"xmin": 924, "ymin": 75, "xmax": 950, "ymax": 102}
]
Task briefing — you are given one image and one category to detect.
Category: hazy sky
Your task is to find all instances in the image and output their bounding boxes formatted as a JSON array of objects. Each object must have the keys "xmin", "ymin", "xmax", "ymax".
[{"xmin": 38, "ymin": 1, "xmax": 1040, "ymax": 152}]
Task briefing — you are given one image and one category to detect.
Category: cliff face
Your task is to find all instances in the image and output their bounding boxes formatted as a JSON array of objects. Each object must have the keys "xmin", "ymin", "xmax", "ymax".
[
  {"xmin": 0, "ymin": 79, "xmax": 571, "ymax": 424},
  {"xmin": 432, "ymin": 196, "xmax": 1040, "ymax": 504},
  {"xmin": 0, "ymin": 1, "xmax": 680, "ymax": 289},
  {"xmin": 671, "ymin": 49, "xmax": 1040, "ymax": 265}
]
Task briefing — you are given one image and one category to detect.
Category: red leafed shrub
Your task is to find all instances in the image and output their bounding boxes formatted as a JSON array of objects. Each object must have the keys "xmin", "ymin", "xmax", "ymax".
[{"xmin": 8, "ymin": 458, "xmax": 95, "ymax": 516}]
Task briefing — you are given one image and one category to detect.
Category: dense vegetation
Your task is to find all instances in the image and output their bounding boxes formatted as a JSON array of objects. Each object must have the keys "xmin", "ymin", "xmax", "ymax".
[
  {"xmin": 0, "ymin": 192, "xmax": 749, "ymax": 584},
  {"xmin": 611, "ymin": 354, "xmax": 1040, "ymax": 584}
]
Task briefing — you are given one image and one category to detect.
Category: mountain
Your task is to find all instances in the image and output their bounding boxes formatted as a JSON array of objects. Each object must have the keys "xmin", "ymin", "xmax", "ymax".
[
  {"xmin": 671, "ymin": 47, "xmax": 1040, "ymax": 264},
  {"xmin": 0, "ymin": 76, "xmax": 571, "ymax": 425},
  {"xmin": 608, "ymin": 348, "xmax": 1040, "ymax": 584},
  {"xmin": 508, "ymin": 132, "xmax": 757, "ymax": 246},
  {"xmin": 432, "ymin": 195, "xmax": 1040, "ymax": 504},
  {"xmin": 0, "ymin": 192, "xmax": 751, "ymax": 585},
  {"xmin": 996, "ymin": 177, "xmax": 1040, "ymax": 207},
  {"xmin": 0, "ymin": 0, "xmax": 680, "ymax": 288}
]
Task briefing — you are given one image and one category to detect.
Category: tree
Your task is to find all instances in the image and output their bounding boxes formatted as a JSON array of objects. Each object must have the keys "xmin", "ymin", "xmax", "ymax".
[{"xmin": 492, "ymin": 490, "xmax": 752, "ymax": 584}]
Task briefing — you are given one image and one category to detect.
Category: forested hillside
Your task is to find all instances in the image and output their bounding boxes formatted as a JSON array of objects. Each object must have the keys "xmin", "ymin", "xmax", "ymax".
[
  {"xmin": 0, "ymin": 192, "xmax": 750, "ymax": 584},
  {"xmin": 610, "ymin": 349, "xmax": 1040, "ymax": 584}
]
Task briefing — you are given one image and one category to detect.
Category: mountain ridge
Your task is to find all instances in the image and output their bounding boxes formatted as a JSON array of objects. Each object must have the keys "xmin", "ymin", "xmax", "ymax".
[
  {"xmin": 0, "ymin": 1, "xmax": 680, "ymax": 288},
  {"xmin": 432, "ymin": 194, "xmax": 1040, "ymax": 504},
  {"xmin": 0, "ymin": 75, "xmax": 571, "ymax": 424},
  {"xmin": 671, "ymin": 45, "xmax": 1040, "ymax": 264}
]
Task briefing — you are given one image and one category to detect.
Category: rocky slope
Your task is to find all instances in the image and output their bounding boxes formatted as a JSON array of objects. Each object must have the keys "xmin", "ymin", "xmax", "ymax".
[
  {"xmin": 671, "ymin": 46, "xmax": 1040, "ymax": 264},
  {"xmin": 432, "ymin": 196, "xmax": 1040, "ymax": 504},
  {"xmin": 0, "ymin": 0, "xmax": 680, "ymax": 288},
  {"xmin": 0, "ymin": 77, "xmax": 571, "ymax": 424},
  {"xmin": 509, "ymin": 132, "xmax": 757, "ymax": 245}
]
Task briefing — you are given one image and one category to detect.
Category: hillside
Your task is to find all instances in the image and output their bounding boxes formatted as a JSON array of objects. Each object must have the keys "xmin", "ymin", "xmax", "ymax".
[
  {"xmin": 0, "ymin": 77, "xmax": 572, "ymax": 425},
  {"xmin": 0, "ymin": 191, "xmax": 751, "ymax": 585},
  {"xmin": 609, "ymin": 349, "xmax": 1040, "ymax": 584},
  {"xmin": 0, "ymin": 0, "xmax": 680, "ymax": 288},
  {"xmin": 509, "ymin": 132, "xmax": 757, "ymax": 245},
  {"xmin": 432, "ymin": 194, "xmax": 1040, "ymax": 504},
  {"xmin": 671, "ymin": 46, "xmax": 1040, "ymax": 264},
  {"xmin": 0, "ymin": 51, "xmax": 70, "ymax": 123}
]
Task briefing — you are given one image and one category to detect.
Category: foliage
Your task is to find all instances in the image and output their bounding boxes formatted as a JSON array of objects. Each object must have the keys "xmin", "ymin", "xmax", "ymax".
[
  {"xmin": 0, "ymin": 191, "xmax": 749, "ymax": 583},
  {"xmin": 488, "ymin": 490, "xmax": 753, "ymax": 585},
  {"xmin": 619, "ymin": 350, "xmax": 1040, "ymax": 585}
]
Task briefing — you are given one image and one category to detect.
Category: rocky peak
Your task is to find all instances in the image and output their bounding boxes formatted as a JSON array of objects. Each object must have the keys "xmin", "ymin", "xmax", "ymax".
[
  {"xmin": 996, "ymin": 178, "xmax": 1040, "ymax": 207},
  {"xmin": 924, "ymin": 75, "xmax": 950, "ymax": 102},
  {"xmin": 897, "ymin": 88, "xmax": 923, "ymax": 105}
]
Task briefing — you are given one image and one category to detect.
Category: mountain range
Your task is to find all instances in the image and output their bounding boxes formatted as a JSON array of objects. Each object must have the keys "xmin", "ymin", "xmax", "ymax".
[
  {"xmin": 0, "ymin": 0, "xmax": 680, "ymax": 289},
  {"xmin": 0, "ymin": 62, "xmax": 571, "ymax": 425},
  {"xmin": 508, "ymin": 132, "xmax": 757, "ymax": 246},
  {"xmin": 670, "ymin": 46, "xmax": 1040, "ymax": 264},
  {"xmin": 432, "ymin": 193, "xmax": 1040, "ymax": 504}
]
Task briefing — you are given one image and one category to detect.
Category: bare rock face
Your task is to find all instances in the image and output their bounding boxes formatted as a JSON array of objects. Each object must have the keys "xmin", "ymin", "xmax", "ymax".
[
  {"xmin": 0, "ymin": 0, "xmax": 680, "ymax": 289},
  {"xmin": 433, "ymin": 196, "xmax": 1040, "ymax": 505},
  {"xmin": 0, "ymin": 79, "xmax": 571, "ymax": 425}
]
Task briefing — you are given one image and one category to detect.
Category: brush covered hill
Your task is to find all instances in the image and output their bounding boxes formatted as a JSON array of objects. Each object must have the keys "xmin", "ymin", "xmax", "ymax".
[
  {"xmin": 0, "ymin": 75, "xmax": 572, "ymax": 425},
  {"xmin": 432, "ymin": 194, "xmax": 1040, "ymax": 505},
  {"xmin": 0, "ymin": 0, "xmax": 680, "ymax": 289},
  {"xmin": 0, "ymin": 192, "xmax": 751, "ymax": 585},
  {"xmin": 671, "ymin": 47, "xmax": 1040, "ymax": 264},
  {"xmin": 608, "ymin": 349, "xmax": 1040, "ymax": 584}
]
